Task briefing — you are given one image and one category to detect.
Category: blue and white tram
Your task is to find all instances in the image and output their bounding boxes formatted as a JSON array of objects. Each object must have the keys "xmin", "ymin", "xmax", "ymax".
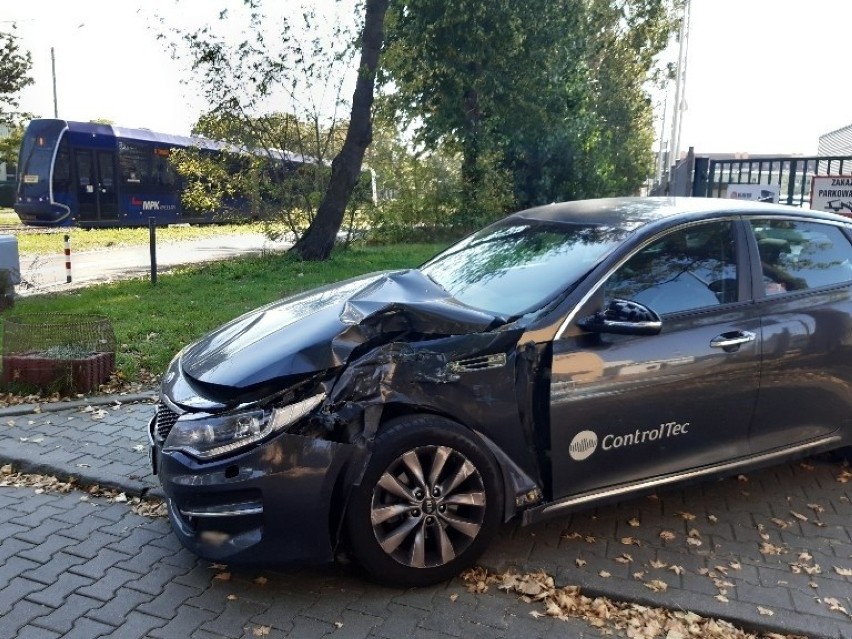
[{"xmin": 15, "ymin": 119, "xmax": 236, "ymax": 227}]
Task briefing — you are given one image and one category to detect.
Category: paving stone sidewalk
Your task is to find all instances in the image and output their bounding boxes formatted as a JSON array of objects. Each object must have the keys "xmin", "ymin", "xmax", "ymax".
[{"xmin": 0, "ymin": 397, "xmax": 850, "ymax": 638}]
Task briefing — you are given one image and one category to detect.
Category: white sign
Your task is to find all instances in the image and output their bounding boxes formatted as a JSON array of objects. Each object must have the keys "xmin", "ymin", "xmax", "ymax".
[
  {"xmin": 725, "ymin": 184, "xmax": 780, "ymax": 203},
  {"xmin": 809, "ymin": 176, "xmax": 852, "ymax": 217}
]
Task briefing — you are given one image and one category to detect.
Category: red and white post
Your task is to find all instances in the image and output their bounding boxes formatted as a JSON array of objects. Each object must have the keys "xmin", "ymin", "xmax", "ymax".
[{"xmin": 64, "ymin": 234, "xmax": 72, "ymax": 283}]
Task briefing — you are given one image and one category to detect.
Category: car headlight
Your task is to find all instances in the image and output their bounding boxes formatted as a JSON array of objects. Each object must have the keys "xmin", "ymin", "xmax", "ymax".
[{"xmin": 164, "ymin": 393, "xmax": 326, "ymax": 460}]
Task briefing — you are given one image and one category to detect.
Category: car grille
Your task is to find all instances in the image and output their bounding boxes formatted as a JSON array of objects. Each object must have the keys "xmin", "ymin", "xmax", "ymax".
[{"xmin": 156, "ymin": 403, "xmax": 180, "ymax": 441}]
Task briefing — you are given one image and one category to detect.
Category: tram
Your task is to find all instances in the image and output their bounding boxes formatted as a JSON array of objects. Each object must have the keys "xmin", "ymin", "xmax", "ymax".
[{"xmin": 13, "ymin": 119, "xmax": 304, "ymax": 227}]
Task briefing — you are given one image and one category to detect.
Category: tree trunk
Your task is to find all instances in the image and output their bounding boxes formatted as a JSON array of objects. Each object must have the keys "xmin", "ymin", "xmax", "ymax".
[
  {"xmin": 460, "ymin": 88, "xmax": 482, "ymax": 219},
  {"xmin": 291, "ymin": 0, "xmax": 390, "ymax": 261}
]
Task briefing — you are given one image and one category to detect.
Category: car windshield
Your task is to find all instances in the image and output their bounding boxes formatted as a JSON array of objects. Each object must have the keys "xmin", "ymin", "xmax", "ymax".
[{"xmin": 421, "ymin": 219, "xmax": 629, "ymax": 316}]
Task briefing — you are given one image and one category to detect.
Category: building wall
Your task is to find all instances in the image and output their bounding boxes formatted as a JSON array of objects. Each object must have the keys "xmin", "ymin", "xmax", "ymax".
[{"xmin": 819, "ymin": 124, "xmax": 852, "ymax": 156}]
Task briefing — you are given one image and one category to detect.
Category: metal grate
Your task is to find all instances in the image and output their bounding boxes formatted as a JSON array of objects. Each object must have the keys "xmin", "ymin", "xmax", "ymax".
[
  {"xmin": 1, "ymin": 314, "xmax": 117, "ymax": 393},
  {"xmin": 156, "ymin": 403, "xmax": 179, "ymax": 441}
]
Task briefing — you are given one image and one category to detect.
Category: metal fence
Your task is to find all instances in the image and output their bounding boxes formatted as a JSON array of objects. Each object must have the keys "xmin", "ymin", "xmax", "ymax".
[{"xmin": 694, "ymin": 155, "xmax": 852, "ymax": 205}]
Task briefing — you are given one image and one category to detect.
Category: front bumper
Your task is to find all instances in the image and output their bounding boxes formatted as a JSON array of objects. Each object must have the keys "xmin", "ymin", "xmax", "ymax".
[{"xmin": 149, "ymin": 416, "xmax": 355, "ymax": 565}]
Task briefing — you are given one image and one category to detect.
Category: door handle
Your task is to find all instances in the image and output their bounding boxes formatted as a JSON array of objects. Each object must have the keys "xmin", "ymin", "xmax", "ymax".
[{"xmin": 710, "ymin": 331, "xmax": 756, "ymax": 349}]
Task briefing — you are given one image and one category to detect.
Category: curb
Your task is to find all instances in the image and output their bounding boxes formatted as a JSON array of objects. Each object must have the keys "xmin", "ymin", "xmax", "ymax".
[
  {"xmin": 1, "ymin": 447, "xmax": 165, "ymax": 501},
  {"xmin": 0, "ymin": 391, "xmax": 157, "ymax": 417}
]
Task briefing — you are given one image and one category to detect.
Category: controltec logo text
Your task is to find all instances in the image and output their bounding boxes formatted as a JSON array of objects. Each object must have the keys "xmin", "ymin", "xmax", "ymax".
[{"xmin": 569, "ymin": 422, "xmax": 690, "ymax": 461}]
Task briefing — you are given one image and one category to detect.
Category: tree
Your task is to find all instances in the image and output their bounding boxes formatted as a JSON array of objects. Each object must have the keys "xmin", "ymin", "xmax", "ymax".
[
  {"xmin": 291, "ymin": 0, "xmax": 390, "ymax": 259},
  {"xmin": 168, "ymin": 0, "xmax": 390, "ymax": 260},
  {"xmin": 381, "ymin": 0, "xmax": 542, "ymax": 223},
  {"xmin": 170, "ymin": 110, "xmax": 344, "ymax": 238},
  {"xmin": 0, "ymin": 26, "xmax": 34, "ymax": 166},
  {"xmin": 381, "ymin": 0, "xmax": 680, "ymax": 216}
]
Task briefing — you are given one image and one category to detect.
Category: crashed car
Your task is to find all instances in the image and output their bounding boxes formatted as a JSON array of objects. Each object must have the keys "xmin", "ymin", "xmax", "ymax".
[{"xmin": 149, "ymin": 197, "xmax": 852, "ymax": 586}]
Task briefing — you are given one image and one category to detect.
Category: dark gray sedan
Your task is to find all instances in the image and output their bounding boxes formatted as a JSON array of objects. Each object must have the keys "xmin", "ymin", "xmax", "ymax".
[{"xmin": 149, "ymin": 197, "xmax": 852, "ymax": 585}]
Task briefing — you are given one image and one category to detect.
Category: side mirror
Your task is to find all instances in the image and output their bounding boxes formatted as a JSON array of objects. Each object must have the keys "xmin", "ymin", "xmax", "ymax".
[{"xmin": 578, "ymin": 299, "xmax": 662, "ymax": 336}]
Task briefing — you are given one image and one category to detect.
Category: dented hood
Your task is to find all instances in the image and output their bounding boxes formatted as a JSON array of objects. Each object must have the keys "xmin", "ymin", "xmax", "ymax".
[{"xmin": 180, "ymin": 269, "xmax": 503, "ymax": 395}]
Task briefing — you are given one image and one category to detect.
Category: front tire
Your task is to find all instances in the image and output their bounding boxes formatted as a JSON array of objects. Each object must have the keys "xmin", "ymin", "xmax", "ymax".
[{"xmin": 344, "ymin": 415, "xmax": 502, "ymax": 587}]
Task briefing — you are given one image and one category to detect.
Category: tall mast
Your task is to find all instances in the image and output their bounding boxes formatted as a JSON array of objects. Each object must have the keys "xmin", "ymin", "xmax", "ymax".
[{"xmin": 669, "ymin": 0, "xmax": 692, "ymax": 164}]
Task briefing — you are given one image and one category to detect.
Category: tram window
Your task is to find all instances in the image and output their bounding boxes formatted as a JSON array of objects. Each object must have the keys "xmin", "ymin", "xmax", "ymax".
[
  {"xmin": 52, "ymin": 137, "xmax": 72, "ymax": 195},
  {"xmin": 153, "ymin": 154, "xmax": 178, "ymax": 188},
  {"xmin": 119, "ymin": 141, "xmax": 151, "ymax": 188}
]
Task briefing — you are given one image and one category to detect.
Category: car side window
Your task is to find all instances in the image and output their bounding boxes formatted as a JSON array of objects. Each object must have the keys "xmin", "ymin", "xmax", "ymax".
[
  {"xmin": 604, "ymin": 221, "xmax": 738, "ymax": 315},
  {"xmin": 750, "ymin": 220, "xmax": 852, "ymax": 296}
]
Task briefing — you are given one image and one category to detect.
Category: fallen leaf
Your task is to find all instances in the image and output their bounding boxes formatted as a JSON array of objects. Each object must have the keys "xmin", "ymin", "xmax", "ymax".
[
  {"xmin": 449, "ymin": 593, "xmax": 458, "ymax": 602},
  {"xmin": 645, "ymin": 579, "xmax": 668, "ymax": 593},
  {"xmin": 760, "ymin": 543, "xmax": 785, "ymax": 556},
  {"xmin": 824, "ymin": 597, "xmax": 851, "ymax": 616},
  {"xmin": 807, "ymin": 503, "xmax": 825, "ymax": 514},
  {"xmin": 834, "ymin": 567, "xmax": 852, "ymax": 577},
  {"xmin": 628, "ymin": 517, "xmax": 641, "ymax": 527},
  {"xmin": 757, "ymin": 606, "xmax": 774, "ymax": 616},
  {"xmin": 650, "ymin": 559, "xmax": 668, "ymax": 569},
  {"xmin": 707, "ymin": 514, "xmax": 718, "ymax": 523},
  {"xmin": 226, "ymin": 594, "xmax": 238, "ymax": 601},
  {"xmin": 214, "ymin": 572, "xmax": 231, "ymax": 581},
  {"xmin": 252, "ymin": 627, "xmax": 271, "ymax": 637},
  {"xmin": 575, "ymin": 558, "xmax": 587, "ymax": 568},
  {"xmin": 715, "ymin": 594, "xmax": 729, "ymax": 603},
  {"xmin": 659, "ymin": 530, "xmax": 676, "ymax": 541},
  {"xmin": 253, "ymin": 576, "xmax": 268, "ymax": 586},
  {"xmin": 669, "ymin": 565, "xmax": 685, "ymax": 576},
  {"xmin": 675, "ymin": 511, "xmax": 696, "ymax": 521},
  {"xmin": 790, "ymin": 511, "xmax": 808, "ymax": 522},
  {"xmin": 614, "ymin": 553, "xmax": 633, "ymax": 564},
  {"xmin": 599, "ymin": 570, "xmax": 611, "ymax": 578}
]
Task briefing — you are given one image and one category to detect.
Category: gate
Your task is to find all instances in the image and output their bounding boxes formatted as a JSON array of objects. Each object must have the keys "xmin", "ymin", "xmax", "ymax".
[{"xmin": 693, "ymin": 155, "xmax": 852, "ymax": 206}]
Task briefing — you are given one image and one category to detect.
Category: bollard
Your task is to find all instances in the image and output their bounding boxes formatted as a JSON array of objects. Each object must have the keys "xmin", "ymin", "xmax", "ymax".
[
  {"xmin": 149, "ymin": 217, "xmax": 157, "ymax": 285},
  {"xmin": 64, "ymin": 234, "xmax": 72, "ymax": 283}
]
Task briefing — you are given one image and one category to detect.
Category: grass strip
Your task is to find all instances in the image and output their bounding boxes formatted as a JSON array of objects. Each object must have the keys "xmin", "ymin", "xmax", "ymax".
[{"xmin": 3, "ymin": 243, "xmax": 444, "ymax": 382}]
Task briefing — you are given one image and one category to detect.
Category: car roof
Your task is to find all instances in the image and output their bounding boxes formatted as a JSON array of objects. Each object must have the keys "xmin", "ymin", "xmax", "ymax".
[{"xmin": 510, "ymin": 197, "xmax": 852, "ymax": 231}]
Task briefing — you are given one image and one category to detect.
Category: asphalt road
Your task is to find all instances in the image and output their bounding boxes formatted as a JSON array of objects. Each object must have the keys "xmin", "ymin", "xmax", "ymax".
[{"xmin": 17, "ymin": 233, "xmax": 292, "ymax": 295}]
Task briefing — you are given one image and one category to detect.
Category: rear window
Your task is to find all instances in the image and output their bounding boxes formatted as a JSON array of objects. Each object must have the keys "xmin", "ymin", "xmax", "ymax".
[{"xmin": 751, "ymin": 220, "xmax": 852, "ymax": 295}]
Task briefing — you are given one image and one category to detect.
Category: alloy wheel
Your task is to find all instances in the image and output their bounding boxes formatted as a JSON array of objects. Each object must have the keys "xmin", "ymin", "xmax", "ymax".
[{"xmin": 369, "ymin": 445, "xmax": 487, "ymax": 569}]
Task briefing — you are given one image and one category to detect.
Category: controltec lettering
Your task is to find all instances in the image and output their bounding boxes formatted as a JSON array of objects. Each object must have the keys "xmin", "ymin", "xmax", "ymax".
[{"xmin": 601, "ymin": 421, "xmax": 689, "ymax": 450}]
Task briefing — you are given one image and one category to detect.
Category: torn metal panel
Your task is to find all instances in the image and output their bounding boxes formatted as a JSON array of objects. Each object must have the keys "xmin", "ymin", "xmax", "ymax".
[{"xmin": 318, "ymin": 331, "xmax": 543, "ymax": 494}]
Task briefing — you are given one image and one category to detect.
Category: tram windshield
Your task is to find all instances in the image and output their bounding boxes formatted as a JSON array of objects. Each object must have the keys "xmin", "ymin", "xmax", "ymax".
[{"xmin": 16, "ymin": 119, "xmax": 67, "ymax": 202}]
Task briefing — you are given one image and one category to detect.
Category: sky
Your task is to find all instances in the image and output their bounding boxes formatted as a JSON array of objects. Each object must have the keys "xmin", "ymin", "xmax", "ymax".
[{"xmin": 3, "ymin": 0, "xmax": 851, "ymax": 156}]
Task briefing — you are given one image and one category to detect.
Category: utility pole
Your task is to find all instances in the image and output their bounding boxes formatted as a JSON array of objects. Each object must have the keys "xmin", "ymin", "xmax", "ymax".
[
  {"xmin": 656, "ymin": 94, "xmax": 669, "ymax": 185},
  {"xmin": 669, "ymin": 0, "xmax": 692, "ymax": 166},
  {"xmin": 51, "ymin": 47, "xmax": 58, "ymax": 118}
]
